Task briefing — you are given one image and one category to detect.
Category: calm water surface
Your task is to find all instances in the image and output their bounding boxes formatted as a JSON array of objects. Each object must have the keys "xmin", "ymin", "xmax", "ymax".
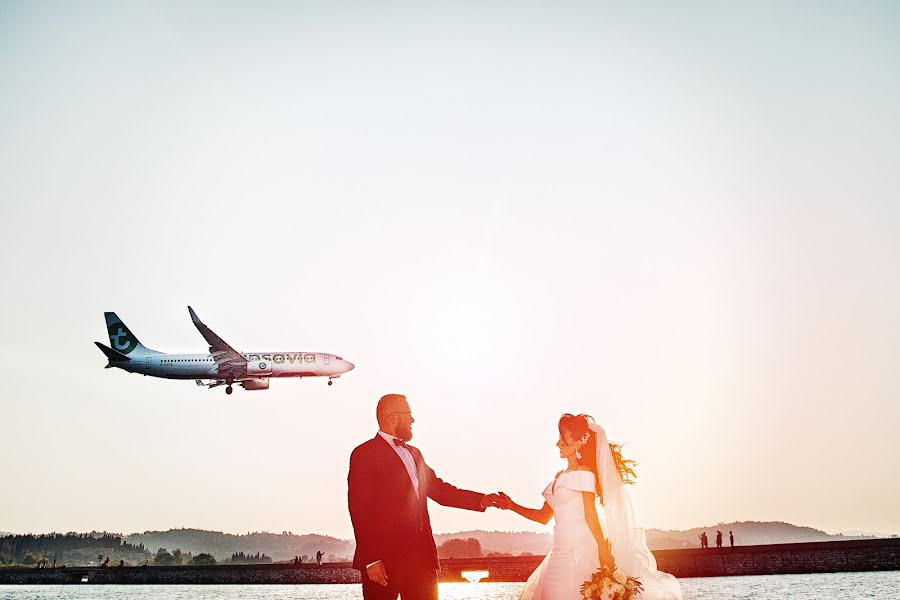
[{"xmin": 2, "ymin": 572, "xmax": 899, "ymax": 599}]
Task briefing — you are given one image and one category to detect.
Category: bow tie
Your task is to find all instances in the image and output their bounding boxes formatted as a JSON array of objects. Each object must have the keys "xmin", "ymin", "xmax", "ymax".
[{"xmin": 393, "ymin": 439, "xmax": 409, "ymax": 449}]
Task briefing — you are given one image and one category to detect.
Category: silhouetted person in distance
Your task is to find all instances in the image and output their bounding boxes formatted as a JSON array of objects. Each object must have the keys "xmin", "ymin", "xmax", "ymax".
[
  {"xmin": 729, "ymin": 531, "xmax": 734, "ymax": 547},
  {"xmin": 699, "ymin": 532, "xmax": 708, "ymax": 548},
  {"xmin": 716, "ymin": 531, "xmax": 723, "ymax": 549},
  {"xmin": 316, "ymin": 550, "xmax": 324, "ymax": 565}
]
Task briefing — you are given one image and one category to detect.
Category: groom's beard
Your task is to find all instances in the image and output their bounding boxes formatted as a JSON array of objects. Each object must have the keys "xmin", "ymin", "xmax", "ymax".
[{"xmin": 396, "ymin": 423, "xmax": 413, "ymax": 442}]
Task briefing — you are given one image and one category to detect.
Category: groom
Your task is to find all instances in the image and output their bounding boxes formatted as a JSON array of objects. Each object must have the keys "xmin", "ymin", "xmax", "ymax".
[{"xmin": 348, "ymin": 393, "xmax": 500, "ymax": 600}]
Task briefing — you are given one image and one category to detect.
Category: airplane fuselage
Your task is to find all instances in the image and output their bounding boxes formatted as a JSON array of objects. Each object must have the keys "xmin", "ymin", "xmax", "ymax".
[
  {"xmin": 97, "ymin": 308, "xmax": 354, "ymax": 393},
  {"xmin": 116, "ymin": 351, "xmax": 352, "ymax": 380}
]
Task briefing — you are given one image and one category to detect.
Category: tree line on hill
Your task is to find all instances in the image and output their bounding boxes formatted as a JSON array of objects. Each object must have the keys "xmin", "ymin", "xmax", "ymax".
[
  {"xmin": 0, "ymin": 533, "xmax": 150, "ymax": 567},
  {"xmin": 152, "ymin": 548, "xmax": 206, "ymax": 565},
  {"xmin": 230, "ymin": 551, "xmax": 273, "ymax": 564},
  {"xmin": 125, "ymin": 529, "xmax": 352, "ymax": 563},
  {"xmin": 3, "ymin": 522, "xmax": 887, "ymax": 567},
  {"xmin": 0, "ymin": 533, "xmax": 277, "ymax": 567}
]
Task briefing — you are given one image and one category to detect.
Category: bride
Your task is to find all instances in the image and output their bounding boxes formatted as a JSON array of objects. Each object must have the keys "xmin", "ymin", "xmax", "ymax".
[{"xmin": 497, "ymin": 414, "xmax": 682, "ymax": 600}]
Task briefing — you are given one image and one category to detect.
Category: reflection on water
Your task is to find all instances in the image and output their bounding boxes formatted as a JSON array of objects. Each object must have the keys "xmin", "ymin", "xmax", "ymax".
[
  {"xmin": 1, "ymin": 572, "xmax": 899, "ymax": 600},
  {"xmin": 679, "ymin": 571, "xmax": 900, "ymax": 600},
  {"xmin": 442, "ymin": 583, "xmax": 525, "ymax": 600}
]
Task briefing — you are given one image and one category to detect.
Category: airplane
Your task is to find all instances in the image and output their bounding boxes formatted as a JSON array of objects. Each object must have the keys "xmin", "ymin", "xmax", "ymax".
[{"xmin": 94, "ymin": 307, "xmax": 355, "ymax": 394}]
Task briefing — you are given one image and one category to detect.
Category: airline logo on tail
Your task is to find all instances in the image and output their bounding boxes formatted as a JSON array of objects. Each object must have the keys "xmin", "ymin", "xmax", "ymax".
[
  {"xmin": 108, "ymin": 324, "xmax": 137, "ymax": 353},
  {"xmin": 105, "ymin": 313, "xmax": 140, "ymax": 355}
]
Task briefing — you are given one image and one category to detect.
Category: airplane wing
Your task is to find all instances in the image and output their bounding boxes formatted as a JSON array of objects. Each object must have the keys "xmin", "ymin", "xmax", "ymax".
[{"xmin": 188, "ymin": 306, "xmax": 247, "ymax": 379}]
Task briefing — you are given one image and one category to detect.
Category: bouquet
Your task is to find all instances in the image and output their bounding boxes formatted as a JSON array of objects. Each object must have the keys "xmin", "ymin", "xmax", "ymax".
[{"xmin": 580, "ymin": 546, "xmax": 642, "ymax": 600}]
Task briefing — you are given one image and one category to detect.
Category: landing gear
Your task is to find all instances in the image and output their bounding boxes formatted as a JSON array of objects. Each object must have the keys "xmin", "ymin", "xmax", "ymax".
[
  {"xmin": 327, "ymin": 380, "xmax": 333, "ymax": 386},
  {"xmin": 226, "ymin": 385, "xmax": 233, "ymax": 395}
]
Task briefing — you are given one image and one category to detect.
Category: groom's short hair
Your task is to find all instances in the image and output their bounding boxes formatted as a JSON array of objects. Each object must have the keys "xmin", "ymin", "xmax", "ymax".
[{"xmin": 377, "ymin": 393, "xmax": 407, "ymax": 427}]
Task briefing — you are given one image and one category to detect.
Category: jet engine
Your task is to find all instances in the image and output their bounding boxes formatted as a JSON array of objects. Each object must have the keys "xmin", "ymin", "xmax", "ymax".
[
  {"xmin": 246, "ymin": 360, "xmax": 273, "ymax": 376},
  {"xmin": 240, "ymin": 378, "xmax": 270, "ymax": 391}
]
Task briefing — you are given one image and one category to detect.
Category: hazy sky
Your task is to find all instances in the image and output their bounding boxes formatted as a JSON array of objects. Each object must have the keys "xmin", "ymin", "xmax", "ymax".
[{"xmin": 1, "ymin": 1, "xmax": 899, "ymax": 539}]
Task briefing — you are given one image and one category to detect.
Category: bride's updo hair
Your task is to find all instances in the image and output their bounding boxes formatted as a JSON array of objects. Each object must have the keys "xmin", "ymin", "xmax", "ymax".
[
  {"xmin": 558, "ymin": 413, "xmax": 638, "ymax": 502},
  {"xmin": 558, "ymin": 413, "xmax": 601, "ymax": 496}
]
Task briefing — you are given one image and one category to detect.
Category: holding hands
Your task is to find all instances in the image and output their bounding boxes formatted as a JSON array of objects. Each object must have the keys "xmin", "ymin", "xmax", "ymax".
[
  {"xmin": 480, "ymin": 493, "xmax": 504, "ymax": 509},
  {"xmin": 480, "ymin": 492, "xmax": 515, "ymax": 509}
]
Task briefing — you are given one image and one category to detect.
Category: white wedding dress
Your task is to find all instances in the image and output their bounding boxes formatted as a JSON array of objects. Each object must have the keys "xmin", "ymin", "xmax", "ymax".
[
  {"xmin": 519, "ymin": 470, "xmax": 600, "ymax": 600},
  {"xmin": 519, "ymin": 423, "xmax": 682, "ymax": 600}
]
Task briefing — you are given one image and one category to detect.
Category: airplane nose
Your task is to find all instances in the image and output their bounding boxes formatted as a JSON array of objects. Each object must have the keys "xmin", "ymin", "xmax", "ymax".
[{"xmin": 344, "ymin": 360, "xmax": 355, "ymax": 372}]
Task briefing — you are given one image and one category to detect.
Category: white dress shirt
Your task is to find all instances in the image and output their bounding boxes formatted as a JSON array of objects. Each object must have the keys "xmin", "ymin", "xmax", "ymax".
[
  {"xmin": 377, "ymin": 430, "xmax": 420, "ymax": 497},
  {"xmin": 366, "ymin": 431, "xmax": 421, "ymax": 570}
]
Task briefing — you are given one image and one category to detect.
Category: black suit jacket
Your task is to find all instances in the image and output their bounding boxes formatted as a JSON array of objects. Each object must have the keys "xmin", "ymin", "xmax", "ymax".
[{"xmin": 348, "ymin": 434, "xmax": 486, "ymax": 572}]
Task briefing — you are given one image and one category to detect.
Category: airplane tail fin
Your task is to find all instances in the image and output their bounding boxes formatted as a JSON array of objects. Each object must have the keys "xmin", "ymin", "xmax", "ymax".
[
  {"xmin": 104, "ymin": 312, "xmax": 155, "ymax": 356},
  {"xmin": 94, "ymin": 341, "xmax": 131, "ymax": 367}
]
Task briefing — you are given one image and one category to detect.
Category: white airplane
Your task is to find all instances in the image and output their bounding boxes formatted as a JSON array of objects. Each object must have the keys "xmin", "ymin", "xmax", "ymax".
[{"xmin": 94, "ymin": 307, "xmax": 355, "ymax": 394}]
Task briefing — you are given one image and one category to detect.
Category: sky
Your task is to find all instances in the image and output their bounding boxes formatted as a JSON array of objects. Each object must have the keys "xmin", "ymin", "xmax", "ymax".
[{"xmin": 1, "ymin": 1, "xmax": 899, "ymax": 539}]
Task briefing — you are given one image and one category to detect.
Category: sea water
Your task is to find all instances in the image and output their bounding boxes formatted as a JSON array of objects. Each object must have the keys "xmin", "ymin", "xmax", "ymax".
[{"xmin": 2, "ymin": 571, "xmax": 899, "ymax": 599}]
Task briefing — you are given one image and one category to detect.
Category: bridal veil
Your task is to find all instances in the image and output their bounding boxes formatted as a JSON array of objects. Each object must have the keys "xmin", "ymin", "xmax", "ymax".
[{"xmin": 591, "ymin": 422, "xmax": 682, "ymax": 600}]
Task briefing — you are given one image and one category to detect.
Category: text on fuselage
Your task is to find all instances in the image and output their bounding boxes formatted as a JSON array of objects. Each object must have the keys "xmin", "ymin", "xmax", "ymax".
[{"xmin": 241, "ymin": 353, "xmax": 316, "ymax": 364}]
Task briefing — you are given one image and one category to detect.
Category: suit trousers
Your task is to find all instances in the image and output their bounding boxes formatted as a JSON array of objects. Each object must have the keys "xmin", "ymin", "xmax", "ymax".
[{"xmin": 361, "ymin": 533, "xmax": 438, "ymax": 600}]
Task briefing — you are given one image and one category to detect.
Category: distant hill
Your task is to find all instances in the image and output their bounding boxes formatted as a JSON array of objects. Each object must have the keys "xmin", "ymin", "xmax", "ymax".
[
  {"xmin": 124, "ymin": 529, "xmax": 353, "ymax": 563},
  {"xmin": 1, "ymin": 532, "xmax": 151, "ymax": 566},
  {"xmin": 644, "ymin": 521, "xmax": 847, "ymax": 549},
  {"xmin": 434, "ymin": 531, "xmax": 552, "ymax": 556},
  {"xmin": 841, "ymin": 530, "xmax": 897, "ymax": 538},
  {"xmin": 435, "ymin": 521, "xmax": 860, "ymax": 554},
  {"xmin": 4, "ymin": 521, "xmax": 886, "ymax": 564}
]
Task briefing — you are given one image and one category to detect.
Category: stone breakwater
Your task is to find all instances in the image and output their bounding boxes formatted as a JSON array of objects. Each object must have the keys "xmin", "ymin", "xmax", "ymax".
[
  {"xmin": 0, "ymin": 563, "xmax": 363, "ymax": 585},
  {"xmin": 1, "ymin": 539, "xmax": 897, "ymax": 584},
  {"xmin": 653, "ymin": 538, "xmax": 900, "ymax": 578},
  {"xmin": 439, "ymin": 539, "xmax": 900, "ymax": 581}
]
